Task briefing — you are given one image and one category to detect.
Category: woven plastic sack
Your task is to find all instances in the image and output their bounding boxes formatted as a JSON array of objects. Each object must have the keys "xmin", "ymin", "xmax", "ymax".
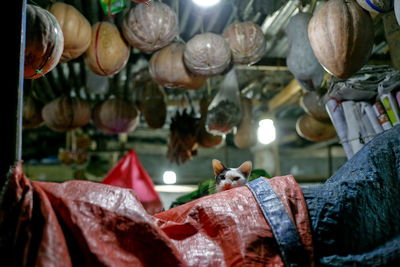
[{"xmin": 0, "ymin": 165, "xmax": 313, "ymax": 266}]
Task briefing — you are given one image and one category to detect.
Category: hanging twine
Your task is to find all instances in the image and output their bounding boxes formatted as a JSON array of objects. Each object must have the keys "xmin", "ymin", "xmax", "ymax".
[{"xmin": 327, "ymin": 93, "xmax": 342, "ymax": 112}]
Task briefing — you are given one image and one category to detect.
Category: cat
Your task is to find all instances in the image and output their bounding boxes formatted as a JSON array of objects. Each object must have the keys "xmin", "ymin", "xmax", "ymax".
[{"xmin": 212, "ymin": 159, "xmax": 252, "ymax": 192}]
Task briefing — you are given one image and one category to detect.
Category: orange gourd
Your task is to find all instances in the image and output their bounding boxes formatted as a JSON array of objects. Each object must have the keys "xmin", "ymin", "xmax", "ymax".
[{"xmin": 49, "ymin": 2, "xmax": 91, "ymax": 63}]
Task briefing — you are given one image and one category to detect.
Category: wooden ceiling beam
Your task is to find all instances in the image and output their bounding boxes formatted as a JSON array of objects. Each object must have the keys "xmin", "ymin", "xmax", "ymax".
[{"xmin": 268, "ymin": 79, "xmax": 302, "ymax": 112}]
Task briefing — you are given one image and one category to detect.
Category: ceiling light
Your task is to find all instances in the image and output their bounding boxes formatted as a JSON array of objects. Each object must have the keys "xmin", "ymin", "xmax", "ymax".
[
  {"xmin": 192, "ymin": 0, "xmax": 221, "ymax": 8},
  {"xmin": 257, "ymin": 119, "xmax": 276, "ymax": 145},
  {"xmin": 163, "ymin": 171, "xmax": 177, "ymax": 184}
]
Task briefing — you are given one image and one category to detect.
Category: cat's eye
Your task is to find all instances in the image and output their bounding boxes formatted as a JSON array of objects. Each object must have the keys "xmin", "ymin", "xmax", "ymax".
[
  {"xmin": 220, "ymin": 176, "xmax": 225, "ymax": 180},
  {"xmin": 233, "ymin": 177, "xmax": 240, "ymax": 181}
]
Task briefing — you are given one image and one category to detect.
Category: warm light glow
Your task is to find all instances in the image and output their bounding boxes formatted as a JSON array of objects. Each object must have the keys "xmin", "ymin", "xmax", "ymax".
[
  {"xmin": 192, "ymin": 0, "xmax": 220, "ymax": 7},
  {"xmin": 163, "ymin": 171, "xmax": 177, "ymax": 184},
  {"xmin": 257, "ymin": 119, "xmax": 276, "ymax": 145}
]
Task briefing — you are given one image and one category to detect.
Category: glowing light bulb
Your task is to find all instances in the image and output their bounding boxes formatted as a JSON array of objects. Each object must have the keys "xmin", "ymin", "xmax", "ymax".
[
  {"xmin": 163, "ymin": 171, "xmax": 177, "ymax": 184},
  {"xmin": 257, "ymin": 119, "xmax": 276, "ymax": 145},
  {"xmin": 192, "ymin": 0, "xmax": 221, "ymax": 8}
]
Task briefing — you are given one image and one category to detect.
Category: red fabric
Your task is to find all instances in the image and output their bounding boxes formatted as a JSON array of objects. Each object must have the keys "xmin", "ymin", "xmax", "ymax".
[
  {"xmin": 0, "ymin": 164, "xmax": 314, "ymax": 266},
  {"xmin": 102, "ymin": 149, "xmax": 162, "ymax": 214}
]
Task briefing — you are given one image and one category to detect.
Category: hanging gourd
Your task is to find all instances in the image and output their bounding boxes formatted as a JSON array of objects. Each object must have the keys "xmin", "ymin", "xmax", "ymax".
[
  {"xmin": 93, "ymin": 98, "xmax": 139, "ymax": 134},
  {"xmin": 196, "ymin": 98, "xmax": 223, "ymax": 148},
  {"xmin": 222, "ymin": 22, "xmax": 266, "ymax": 65},
  {"xmin": 84, "ymin": 21, "xmax": 130, "ymax": 76},
  {"xmin": 42, "ymin": 97, "xmax": 91, "ymax": 132},
  {"xmin": 23, "ymin": 95, "xmax": 44, "ymax": 130},
  {"xmin": 184, "ymin": 33, "xmax": 232, "ymax": 77},
  {"xmin": 300, "ymin": 91, "xmax": 331, "ymax": 122},
  {"xmin": 139, "ymin": 81, "xmax": 167, "ymax": 129},
  {"xmin": 296, "ymin": 114, "xmax": 337, "ymax": 142},
  {"xmin": 25, "ymin": 4, "xmax": 64, "ymax": 79},
  {"xmin": 286, "ymin": 12, "xmax": 325, "ymax": 91},
  {"xmin": 234, "ymin": 98, "xmax": 257, "ymax": 149},
  {"xmin": 122, "ymin": 2, "xmax": 178, "ymax": 52},
  {"xmin": 48, "ymin": 2, "xmax": 91, "ymax": 63},
  {"xmin": 149, "ymin": 43, "xmax": 207, "ymax": 89},
  {"xmin": 356, "ymin": 0, "xmax": 393, "ymax": 13},
  {"xmin": 308, "ymin": 0, "xmax": 374, "ymax": 79}
]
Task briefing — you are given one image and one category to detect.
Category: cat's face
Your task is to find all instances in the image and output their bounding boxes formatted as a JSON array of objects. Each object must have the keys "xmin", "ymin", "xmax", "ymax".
[{"xmin": 212, "ymin": 159, "xmax": 252, "ymax": 192}]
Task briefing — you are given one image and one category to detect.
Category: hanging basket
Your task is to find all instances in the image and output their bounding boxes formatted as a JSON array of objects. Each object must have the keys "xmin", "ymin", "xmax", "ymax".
[{"xmin": 296, "ymin": 114, "xmax": 337, "ymax": 142}]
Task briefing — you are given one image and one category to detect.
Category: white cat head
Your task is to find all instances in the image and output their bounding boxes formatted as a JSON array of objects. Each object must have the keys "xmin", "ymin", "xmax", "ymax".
[{"xmin": 212, "ymin": 159, "xmax": 252, "ymax": 192}]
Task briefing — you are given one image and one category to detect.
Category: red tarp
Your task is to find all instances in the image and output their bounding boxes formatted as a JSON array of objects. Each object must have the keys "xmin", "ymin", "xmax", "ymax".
[
  {"xmin": 0, "ymin": 163, "xmax": 313, "ymax": 266},
  {"xmin": 101, "ymin": 149, "xmax": 163, "ymax": 214}
]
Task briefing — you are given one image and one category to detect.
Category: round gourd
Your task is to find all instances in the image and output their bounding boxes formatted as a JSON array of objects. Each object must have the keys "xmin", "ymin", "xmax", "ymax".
[
  {"xmin": 25, "ymin": 4, "xmax": 64, "ymax": 79},
  {"xmin": 84, "ymin": 22, "xmax": 130, "ymax": 76},
  {"xmin": 223, "ymin": 22, "xmax": 266, "ymax": 65},
  {"xmin": 356, "ymin": 0, "xmax": 393, "ymax": 13},
  {"xmin": 23, "ymin": 95, "xmax": 43, "ymax": 129},
  {"xmin": 184, "ymin": 33, "xmax": 232, "ymax": 76},
  {"xmin": 296, "ymin": 114, "xmax": 337, "ymax": 142},
  {"xmin": 42, "ymin": 97, "xmax": 91, "ymax": 132},
  {"xmin": 149, "ymin": 43, "xmax": 207, "ymax": 89},
  {"xmin": 49, "ymin": 2, "xmax": 91, "ymax": 63},
  {"xmin": 93, "ymin": 98, "xmax": 139, "ymax": 134},
  {"xmin": 122, "ymin": 2, "xmax": 178, "ymax": 52},
  {"xmin": 308, "ymin": 0, "xmax": 374, "ymax": 79},
  {"xmin": 300, "ymin": 91, "xmax": 331, "ymax": 122},
  {"xmin": 139, "ymin": 81, "xmax": 167, "ymax": 129}
]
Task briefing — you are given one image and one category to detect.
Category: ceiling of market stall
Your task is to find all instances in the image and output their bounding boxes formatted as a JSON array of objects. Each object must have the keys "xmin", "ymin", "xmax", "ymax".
[{"xmin": 23, "ymin": 0, "xmax": 392, "ymax": 184}]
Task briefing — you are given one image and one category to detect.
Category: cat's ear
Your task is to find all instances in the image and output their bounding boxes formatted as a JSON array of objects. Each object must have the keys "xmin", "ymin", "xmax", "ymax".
[
  {"xmin": 238, "ymin": 161, "xmax": 252, "ymax": 178},
  {"xmin": 212, "ymin": 159, "xmax": 225, "ymax": 176}
]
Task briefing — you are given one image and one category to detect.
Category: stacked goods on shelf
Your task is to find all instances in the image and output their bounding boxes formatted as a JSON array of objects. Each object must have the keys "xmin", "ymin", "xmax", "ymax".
[{"xmin": 325, "ymin": 66, "xmax": 400, "ymax": 159}]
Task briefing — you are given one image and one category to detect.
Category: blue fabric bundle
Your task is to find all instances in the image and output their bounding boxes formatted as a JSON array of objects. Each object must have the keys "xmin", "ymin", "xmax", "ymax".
[{"xmin": 302, "ymin": 125, "xmax": 400, "ymax": 266}]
